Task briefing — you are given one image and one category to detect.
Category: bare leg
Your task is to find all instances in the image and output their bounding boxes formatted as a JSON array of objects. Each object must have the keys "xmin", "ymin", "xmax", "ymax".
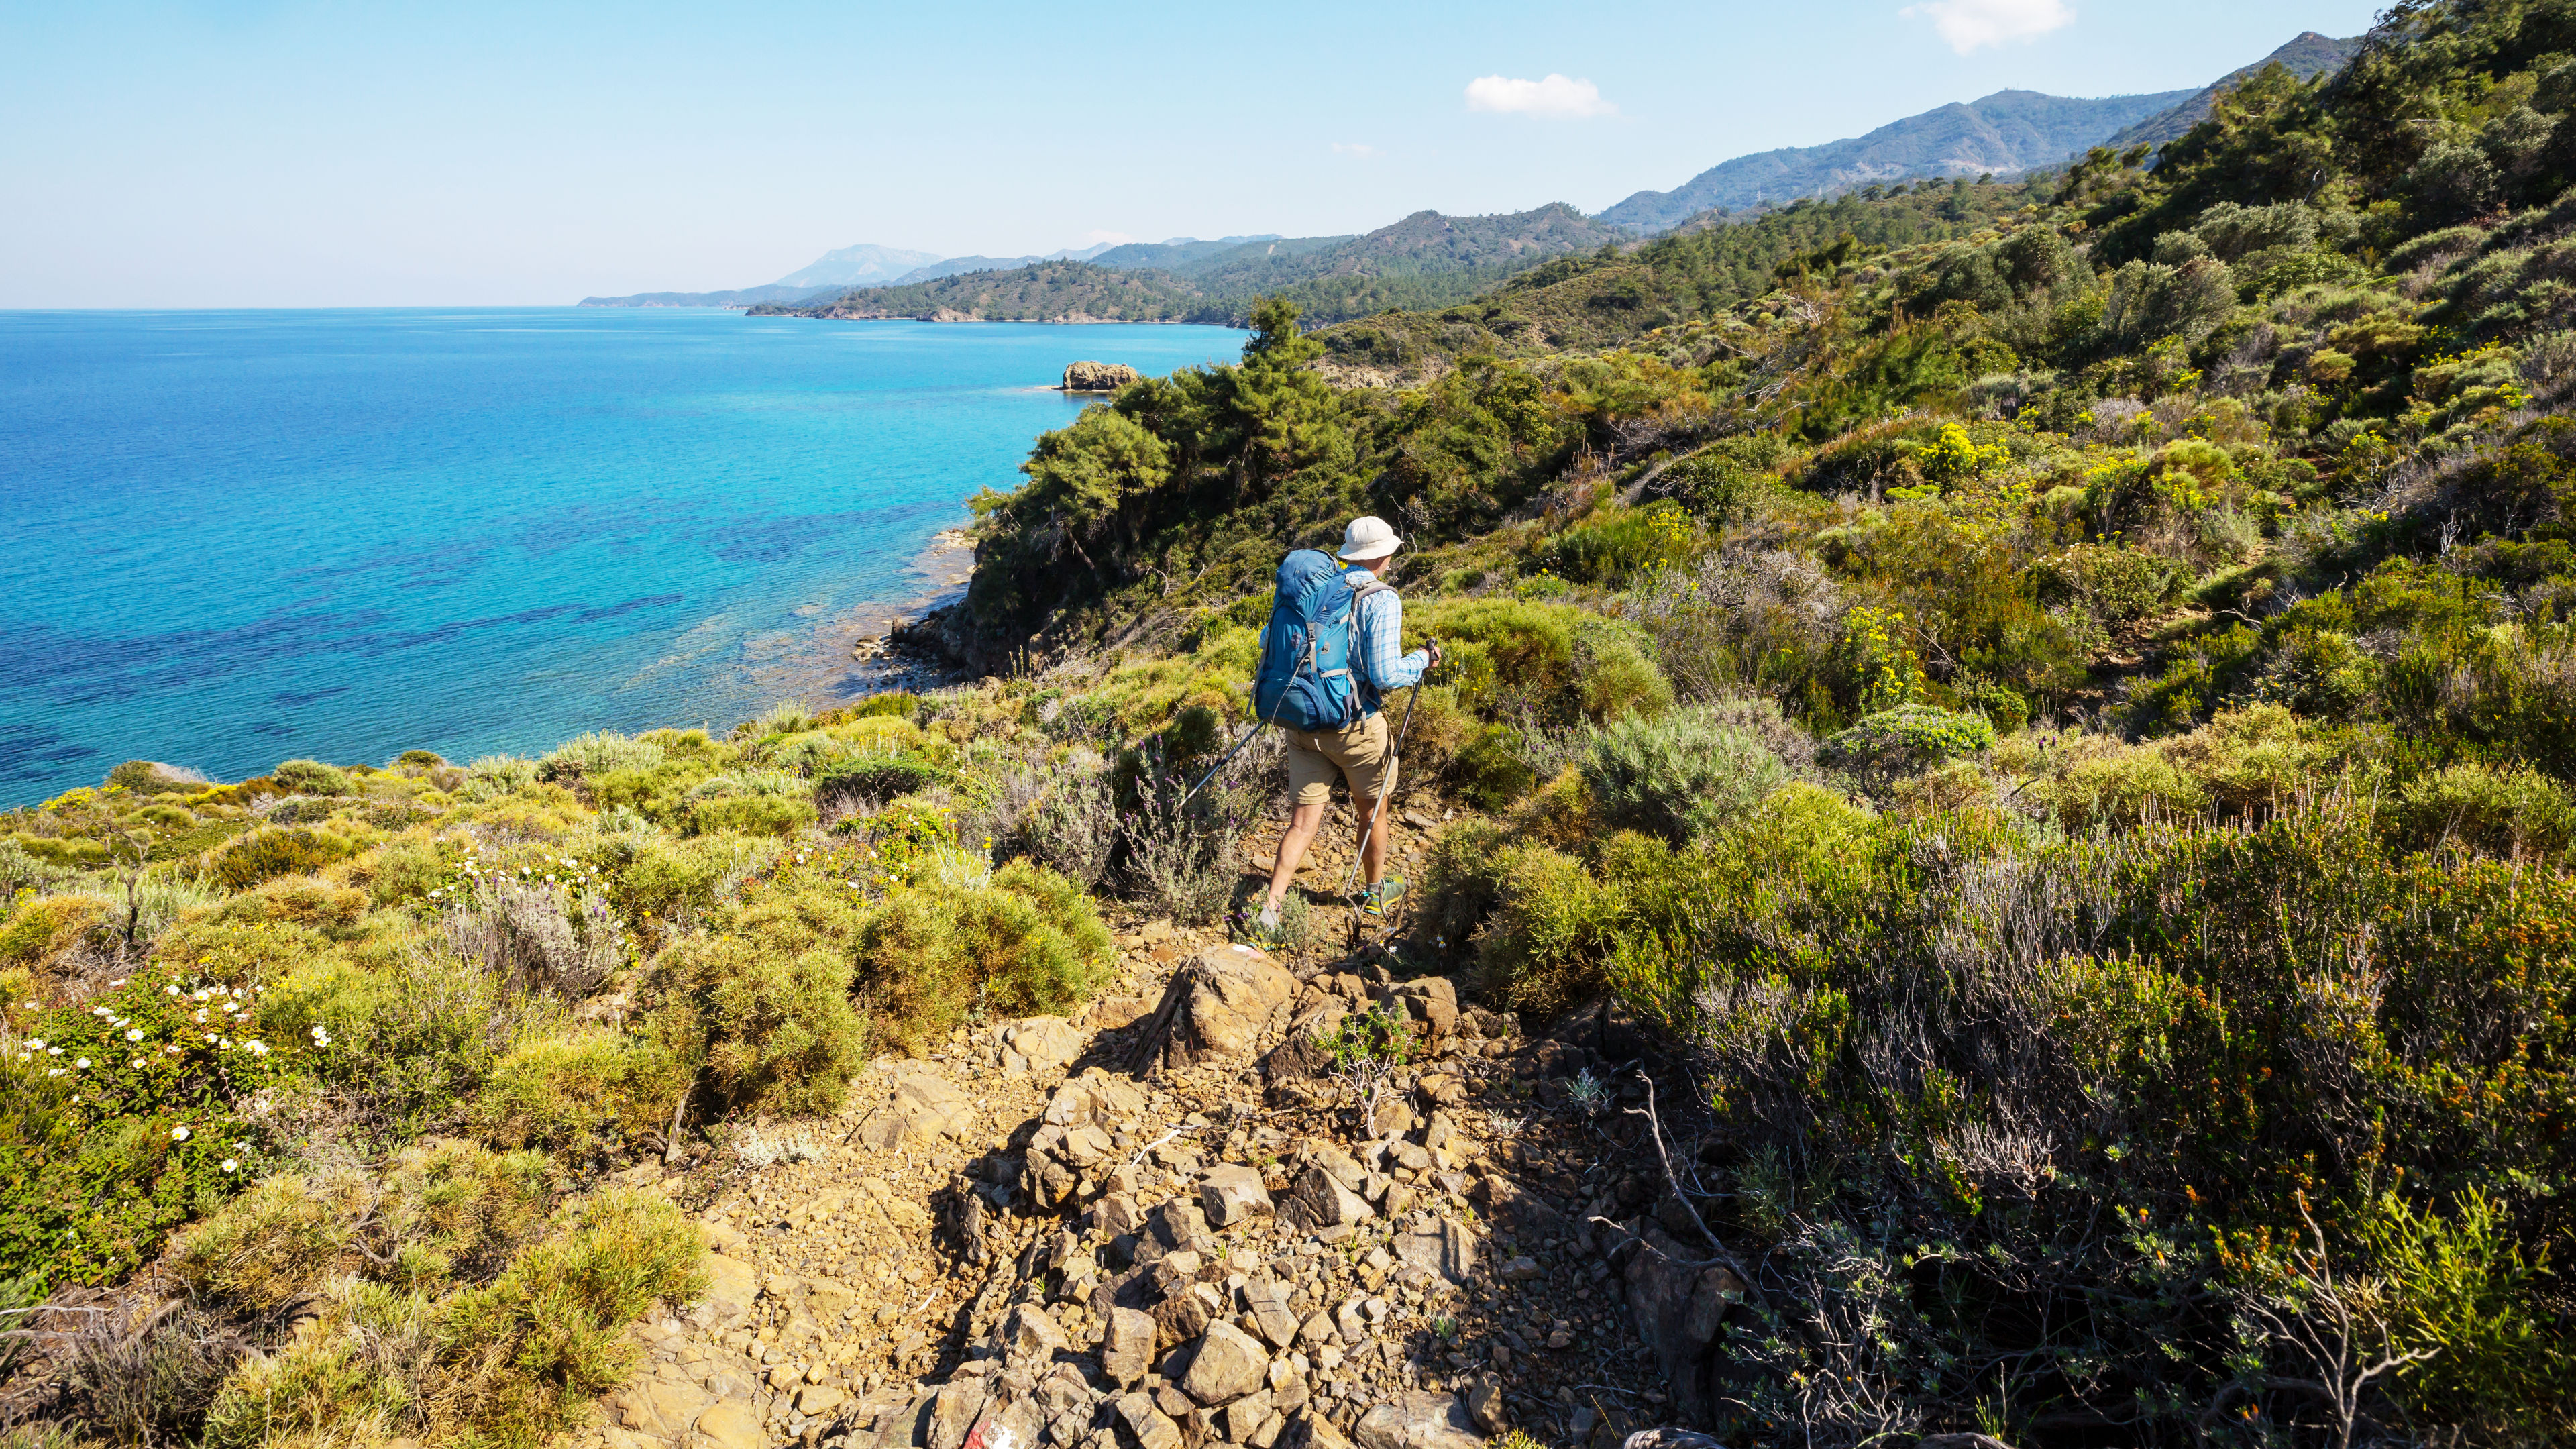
[
  {"xmin": 1263, "ymin": 800, "xmax": 1328, "ymax": 916},
  {"xmin": 1355, "ymin": 794, "xmax": 1391, "ymax": 890}
]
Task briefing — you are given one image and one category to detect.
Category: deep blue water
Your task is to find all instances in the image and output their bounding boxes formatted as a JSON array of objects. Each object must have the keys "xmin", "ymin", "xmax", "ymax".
[{"xmin": 0, "ymin": 309, "xmax": 1242, "ymax": 804}]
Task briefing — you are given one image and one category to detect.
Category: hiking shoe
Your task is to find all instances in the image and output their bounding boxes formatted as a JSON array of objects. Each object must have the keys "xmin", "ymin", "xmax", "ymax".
[{"xmin": 1358, "ymin": 877, "xmax": 1407, "ymax": 917}]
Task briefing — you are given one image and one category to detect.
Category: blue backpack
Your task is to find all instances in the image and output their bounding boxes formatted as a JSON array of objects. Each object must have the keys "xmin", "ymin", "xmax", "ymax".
[{"xmin": 1252, "ymin": 549, "xmax": 1393, "ymax": 732}]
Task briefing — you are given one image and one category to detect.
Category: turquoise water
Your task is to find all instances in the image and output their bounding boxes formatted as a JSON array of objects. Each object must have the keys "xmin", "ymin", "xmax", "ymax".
[{"xmin": 0, "ymin": 309, "xmax": 1243, "ymax": 805}]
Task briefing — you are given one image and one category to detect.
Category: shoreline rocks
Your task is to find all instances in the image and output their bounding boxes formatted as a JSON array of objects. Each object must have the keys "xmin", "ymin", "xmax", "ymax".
[{"xmin": 1061, "ymin": 360, "xmax": 1143, "ymax": 392}]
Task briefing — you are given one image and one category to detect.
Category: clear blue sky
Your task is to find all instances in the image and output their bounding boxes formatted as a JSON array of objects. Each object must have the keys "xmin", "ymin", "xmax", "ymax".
[{"xmin": 1, "ymin": 0, "xmax": 2385, "ymax": 307}]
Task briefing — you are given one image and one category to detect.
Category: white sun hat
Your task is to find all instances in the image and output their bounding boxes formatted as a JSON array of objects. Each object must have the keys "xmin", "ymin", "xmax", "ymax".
[{"xmin": 1336, "ymin": 515, "xmax": 1402, "ymax": 561}]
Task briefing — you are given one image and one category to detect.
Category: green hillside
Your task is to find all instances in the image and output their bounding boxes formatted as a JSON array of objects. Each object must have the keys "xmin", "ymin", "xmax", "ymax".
[{"xmin": 758, "ymin": 205, "xmax": 1626, "ymax": 328}]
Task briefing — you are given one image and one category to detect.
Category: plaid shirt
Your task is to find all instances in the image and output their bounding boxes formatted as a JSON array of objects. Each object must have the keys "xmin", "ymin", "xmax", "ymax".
[{"xmin": 1344, "ymin": 566, "xmax": 1429, "ymax": 694}]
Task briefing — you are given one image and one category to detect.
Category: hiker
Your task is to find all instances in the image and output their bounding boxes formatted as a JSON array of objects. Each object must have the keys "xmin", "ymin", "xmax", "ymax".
[{"xmin": 1244, "ymin": 515, "xmax": 1440, "ymax": 944}]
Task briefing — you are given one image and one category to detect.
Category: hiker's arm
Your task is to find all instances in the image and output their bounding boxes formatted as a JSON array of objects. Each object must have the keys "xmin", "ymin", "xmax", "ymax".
[{"xmin": 1363, "ymin": 592, "xmax": 1430, "ymax": 689}]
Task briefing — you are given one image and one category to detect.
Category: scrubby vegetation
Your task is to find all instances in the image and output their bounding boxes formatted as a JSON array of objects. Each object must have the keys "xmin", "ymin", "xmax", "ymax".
[
  {"xmin": 16, "ymin": 2, "xmax": 2576, "ymax": 1443},
  {"xmin": 890, "ymin": 1, "xmax": 2576, "ymax": 1440},
  {"xmin": 0, "ymin": 699, "xmax": 1149, "ymax": 1442}
]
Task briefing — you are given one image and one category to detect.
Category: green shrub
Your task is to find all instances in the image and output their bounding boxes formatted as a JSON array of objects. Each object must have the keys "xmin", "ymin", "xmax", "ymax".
[
  {"xmin": 469, "ymin": 1031, "xmax": 690, "ymax": 1161},
  {"xmin": 655, "ymin": 922, "xmax": 867, "ymax": 1118},
  {"xmin": 1470, "ymin": 845, "xmax": 1619, "ymax": 1017},
  {"xmin": 2034, "ymin": 543, "xmax": 2187, "ymax": 625},
  {"xmin": 270, "ymin": 759, "xmax": 352, "ymax": 796},
  {"xmin": 850, "ymin": 691, "xmax": 919, "ymax": 720},
  {"xmin": 427, "ymin": 1188, "xmax": 704, "ymax": 1449},
  {"xmin": 1820, "ymin": 704, "xmax": 1995, "ymax": 781},
  {"xmin": 174, "ymin": 1139, "xmax": 553, "ymax": 1310},
  {"xmin": 537, "ymin": 732, "xmax": 664, "ymax": 782},
  {"xmin": 856, "ymin": 863, "xmax": 1114, "ymax": 1053},
  {"xmin": 202, "ymin": 1318, "xmax": 407, "ymax": 1449},
  {"xmin": 2047, "ymin": 743, "xmax": 2212, "ymax": 831},
  {"xmin": 3, "ymin": 959, "xmax": 313, "ymax": 1284},
  {"xmin": 1542, "ymin": 500, "xmax": 1701, "ymax": 584},
  {"xmin": 0, "ymin": 894, "xmax": 107, "ymax": 971},
  {"xmin": 1426, "ymin": 598, "xmax": 1672, "ymax": 727},
  {"xmin": 1448, "ymin": 726, "xmax": 1538, "ymax": 810},
  {"xmin": 208, "ymin": 827, "xmax": 353, "ymax": 890},
  {"xmin": 814, "ymin": 754, "xmax": 946, "ymax": 805},
  {"xmin": 2398, "ymin": 761, "xmax": 2576, "ymax": 858},
  {"xmin": 1581, "ymin": 706, "xmax": 1789, "ymax": 846},
  {"xmin": 681, "ymin": 792, "xmax": 816, "ymax": 838}
]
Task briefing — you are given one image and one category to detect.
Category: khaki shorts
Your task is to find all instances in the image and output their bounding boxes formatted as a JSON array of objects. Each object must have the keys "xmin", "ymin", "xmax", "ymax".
[{"xmin": 1284, "ymin": 712, "xmax": 1393, "ymax": 807}]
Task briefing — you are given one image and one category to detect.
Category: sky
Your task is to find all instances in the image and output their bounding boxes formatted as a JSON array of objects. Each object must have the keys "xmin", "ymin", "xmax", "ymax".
[{"xmin": 1, "ymin": 0, "xmax": 2387, "ymax": 307}]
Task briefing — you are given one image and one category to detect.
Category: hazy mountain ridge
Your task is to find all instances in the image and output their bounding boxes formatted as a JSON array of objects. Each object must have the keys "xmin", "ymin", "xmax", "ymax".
[
  {"xmin": 773, "ymin": 243, "xmax": 944, "ymax": 288},
  {"xmin": 1599, "ymin": 88, "xmax": 2194, "ymax": 234},
  {"xmin": 576, "ymin": 282, "xmax": 844, "ymax": 309}
]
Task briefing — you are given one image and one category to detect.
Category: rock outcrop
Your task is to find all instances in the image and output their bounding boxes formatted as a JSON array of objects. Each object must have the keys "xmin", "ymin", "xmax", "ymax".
[{"xmin": 1062, "ymin": 360, "xmax": 1144, "ymax": 391}]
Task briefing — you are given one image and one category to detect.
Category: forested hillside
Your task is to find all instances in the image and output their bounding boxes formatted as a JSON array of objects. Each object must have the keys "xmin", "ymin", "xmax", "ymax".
[{"xmin": 758, "ymin": 207, "xmax": 1625, "ymax": 328}]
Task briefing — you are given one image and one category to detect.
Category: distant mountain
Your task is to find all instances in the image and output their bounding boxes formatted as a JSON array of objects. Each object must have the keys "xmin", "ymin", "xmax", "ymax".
[
  {"xmin": 773, "ymin": 244, "xmax": 944, "ymax": 289},
  {"xmin": 888, "ymin": 244, "xmax": 1128, "ymax": 285},
  {"xmin": 577, "ymin": 282, "xmax": 844, "ymax": 309},
  {"xmin": 757, "ymin": 206, "xmax": 1627, "ymax": 327},
  {"xmin": 2104, "ymin": 32, "xmax": 2364, "ymax": 152},
  {"xmin": 1599, "ymin": 89, "xmax": 2194, "ymax": 234}
]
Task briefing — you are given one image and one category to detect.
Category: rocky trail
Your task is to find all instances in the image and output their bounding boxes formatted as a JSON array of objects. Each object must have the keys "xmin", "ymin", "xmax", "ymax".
[{"xmin": 586, "ymin": 914, "xmax": 1743, "ymax": 1449}]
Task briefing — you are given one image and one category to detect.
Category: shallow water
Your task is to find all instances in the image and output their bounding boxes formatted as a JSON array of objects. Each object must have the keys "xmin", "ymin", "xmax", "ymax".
[{"xmin": 0, "ymin": 308, "xmax": 1242, "ymax": 803}]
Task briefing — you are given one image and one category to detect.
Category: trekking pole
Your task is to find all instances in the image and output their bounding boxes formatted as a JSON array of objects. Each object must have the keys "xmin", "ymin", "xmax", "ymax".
[
  {"xmin": 1175, "ymin": 720, "xmax": 1265, "ymax": 814},
  {"xmin": 1340, "ymin": 639, "xmax": 1432, "ymax": 902}
]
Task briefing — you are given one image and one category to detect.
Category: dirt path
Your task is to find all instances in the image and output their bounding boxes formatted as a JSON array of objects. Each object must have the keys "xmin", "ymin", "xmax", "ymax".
[{"xmin": 580, "ymin": 920, "xmax": 1696, "ymax": 1449}]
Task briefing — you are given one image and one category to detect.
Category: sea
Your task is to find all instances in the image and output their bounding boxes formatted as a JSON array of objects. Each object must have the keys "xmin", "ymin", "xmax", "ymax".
[{"xmin": 0, "ymin": 308, "xmax": 1244, "ymax": 806}]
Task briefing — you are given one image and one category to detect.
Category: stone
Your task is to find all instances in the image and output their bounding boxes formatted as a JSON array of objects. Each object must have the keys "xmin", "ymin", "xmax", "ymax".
[
  {"xmin": 1103, "ymin": 1307, "xmax": 1158, "ymax": 1386},
  {"xmin": 1063, "ymin": 361, "xmax": 1144, "ymax": 392},
  {"xmin": 1367, "ymin": 1097, "xmax": 1415, "ymax": 1140},
  {"xmin": 798, "ymin": 1384, "xmax": 847, "ymax": 1416},
  {"xmin": 1220, "ymin": 1390, "xmax": 1275, "ymax": 1442},
  {"xmin": 1114, "ymin": 1393, "xmax": 1185, "ymax": 1449},
  {"xmin": 858, "ymin": 1070, "xmax": 977, "ymax": 1149},
  {"xmin": 1004, "ymin": 1303, "xmax": 1069, "ymax": 1363},
  {"xmin": 1279, "ymin": 1411, "xmax": 1355, "ymax": 1449},
  {"xmin": 928, "ymin": 1381, "xmax": 991, "ymax": 1449},
  {"xmin": 1083, "ymin": 995, "xmax": 1152, "ymax": 1030},
  {"xmin": 1128, "ymin": 947, "xmax": 1297, "ymax": 1073},
  {"xmin": 1350, "ymin": 1392, "xmax": 1482, "ymax": 1449},
  {"xmin": 610, "ymin": 1371, "xmax": 712, "ymax": 1436},
  {"xmin": 1239, "ymin": 1277, "xmax": 1299, "ymax": 1349},
  {"xmin": 701, "ymin": 1254, "xmax": 760, "ymax": 1326},
  {"xmin": 1462, "ymin": 1379, "xmax": 1505, "ymax": 1435},
  {"xmin": 1389, "ymin": 979, "xmax": 1459, "ymax": 1040},
  {"xmin": 1280, "ymin": 1166, "xmax": 1372, "ymax": 1230},
  {"xmin": 1006, "ymin": 1016, "xmax": 1085, "ymax": 1070},
  {"xmin": 1333, "ymin": 1298, "xmax": 1366, "ymax": 1342},
  {"xmin": 1199, "ymin": 1165, "xmax": 1273, "ymax": 1228},
  {"xmin": 697, "ymin": 1399, "xmax": 767, "ymax": 1449},
  {"xmin": 1095, "ymin": 1193, "xmax": 1144, "ymax": 1238},
  {"xmin": 1500, "ymin": 1256, "xmax": 1542, "ymax": 1282},
  {"xmin": 1391, "ymin": 1212, "xmax": 1473, "ymax": 1279},
  {"xmin": 803, "ymin": 1275, "xmax": 859, "ymax": 1318},
  {"xmin": 1295, "ymin": 1311, "xmax": 1338, "ymax": 1348},
  {"xmin": 1183, "ymin": 1320, "xmax": 1271, "ymax": 1406},
  {"xmin": 1151, "ymin": 1287, "xmax": 1216, "ymax": 1345}
]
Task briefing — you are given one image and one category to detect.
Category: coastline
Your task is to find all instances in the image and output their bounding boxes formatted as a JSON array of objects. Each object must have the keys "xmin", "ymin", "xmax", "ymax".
[{"xmin": 750, "ymin": 528, "xmax": 978, "ymax": 706}]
